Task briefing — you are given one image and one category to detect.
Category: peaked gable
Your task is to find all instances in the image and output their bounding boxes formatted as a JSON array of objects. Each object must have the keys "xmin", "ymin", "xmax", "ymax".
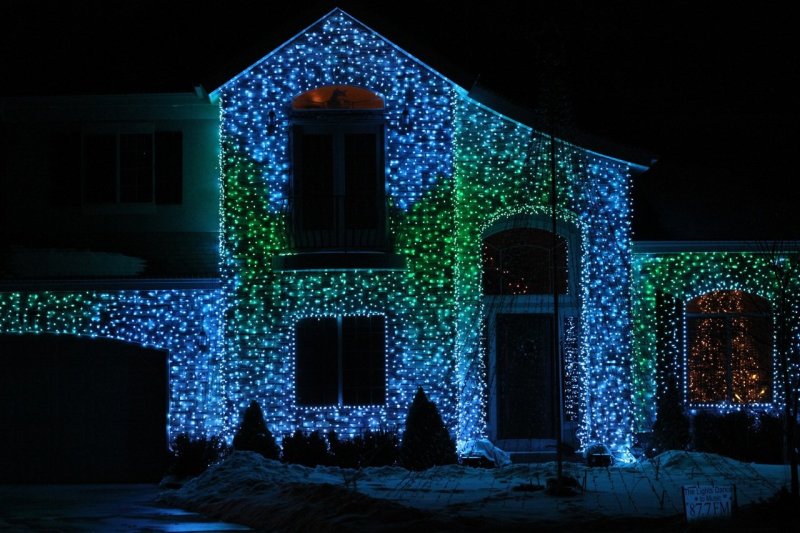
[
  {"xmin": 211, "ymin": 8, "xmax": 461, "ymax": 99},
  {"xmin": 214, "ymin": 8, "xmax": 457, "ymax": 211}
]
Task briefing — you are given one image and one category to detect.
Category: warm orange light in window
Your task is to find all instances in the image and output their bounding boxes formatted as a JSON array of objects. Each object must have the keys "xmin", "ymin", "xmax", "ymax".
[{"xmin": 292, "ymin": 85, "xmax": 384, "ymax": 110}]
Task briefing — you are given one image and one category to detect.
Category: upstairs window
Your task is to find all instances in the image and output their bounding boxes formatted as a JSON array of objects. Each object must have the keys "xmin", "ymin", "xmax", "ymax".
[
  {"xmin": 292, "ymin": 86, "xmax": 384, "ymax": 111},
  {"xmin": 687, "ymin": 290, "xmax": 771, "ymax": 405},
  {"xmin": 483, "ymin": 228, "xmax": 568, "ymax": 295},
  {"xmin": 295, "ymin": 315, "xmax": 386, "ymax": 407},
  {"xmin": 83, "ymin": 130, "xmax": 182, "ymax": 204},
  {"xmin": 290, "ymin": 86, "xmax": 386, "ymax": 251}
]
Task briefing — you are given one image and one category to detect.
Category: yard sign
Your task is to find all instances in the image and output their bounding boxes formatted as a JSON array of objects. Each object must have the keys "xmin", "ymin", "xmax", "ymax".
[{"xmin": 682, "ymin": 485, "xmax": 735, "ymax": 521}]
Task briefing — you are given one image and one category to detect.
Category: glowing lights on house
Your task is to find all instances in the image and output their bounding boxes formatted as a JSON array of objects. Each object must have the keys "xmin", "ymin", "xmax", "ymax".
[
  {"xmin": 212, "ymin": 9, "xmax": 637, "ymax": 453},
  {"xmin": 0, "ymin": 9, "xmax": 646, "ymax": 456},
  {"xmin": 686, "ymin": 290, "xmax": 772, "ymax": 405},
  {"xmin": 452, "ymin": 96, "xmax": 634, "ymax": 454},
  {"xmin": 632, "ymin": 251, "xmax": 800, "ymax": 428},
  {"xmin": 0, "ymin": 290, "xmax": 221, "ymax": 438},
  {"xmin": 213, "ymin": 11, "xmax": 454, "ymax": 213}
]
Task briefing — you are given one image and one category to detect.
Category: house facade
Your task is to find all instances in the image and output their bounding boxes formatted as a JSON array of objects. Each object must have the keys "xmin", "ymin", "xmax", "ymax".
[{"xmin": 1, "ymin": 9, "xmax": 795, "ymax": 479}]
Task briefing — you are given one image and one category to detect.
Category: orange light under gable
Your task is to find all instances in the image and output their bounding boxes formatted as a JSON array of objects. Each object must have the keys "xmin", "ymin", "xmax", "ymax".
[{"xmin": 292, "ymin": 85, "xmax": 384, "ymax": 110}]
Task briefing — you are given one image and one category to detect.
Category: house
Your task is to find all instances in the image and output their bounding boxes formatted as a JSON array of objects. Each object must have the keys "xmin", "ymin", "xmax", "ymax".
[{"xmin": 1, "ymin": 9, "xmax": 795, "ymax": 481}]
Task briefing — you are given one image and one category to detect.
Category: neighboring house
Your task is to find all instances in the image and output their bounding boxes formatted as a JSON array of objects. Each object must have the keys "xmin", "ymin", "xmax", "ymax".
[{"xmin": 0, "ymin": 9, "xmax": 796, "ymax": 481}]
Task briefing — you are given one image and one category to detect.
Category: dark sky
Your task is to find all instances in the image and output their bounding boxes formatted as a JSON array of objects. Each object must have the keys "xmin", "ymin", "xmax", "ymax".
[{"xmin": 3, "ymin": 0, "xmax": 798, "ymax": 240}]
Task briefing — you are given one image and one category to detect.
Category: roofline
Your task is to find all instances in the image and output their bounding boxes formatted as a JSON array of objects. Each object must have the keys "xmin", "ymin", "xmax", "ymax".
[
  {"xmin": 208, "ymin": 8, "xmax": 652, "ymax": 173},
  {"xmin": 0, "ymin": 278, "xmax": 222, "ymax": 292},
  {"xmin": 458, "ymin": 90, "xmax": 649, "ymax": 172},
  {"xmin": 209, "ymin": 8, "xmax": 468, "ymax": 103},
  {"xmin": 465, "ymin": 85, "xmax": 655, "ymax": 172},
  {"xmin": 633, "ymin": 240, "xmax": 800, "ymax": 254},
  {"xmin": 1, "ymin": 91, "xmax": 210, "ymax": 103}
]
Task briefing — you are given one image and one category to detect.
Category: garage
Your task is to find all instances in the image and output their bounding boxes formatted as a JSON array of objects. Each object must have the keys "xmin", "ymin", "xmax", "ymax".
[{"xmin": 0, "ymin": 334, "xmax": 168, "ymax": 483}]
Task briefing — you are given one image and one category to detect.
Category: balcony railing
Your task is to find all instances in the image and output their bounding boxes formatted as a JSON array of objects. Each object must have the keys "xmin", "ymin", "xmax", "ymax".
[{"xmin": 285, "ymin": 194, "xmax": 390, "ymax": 252}]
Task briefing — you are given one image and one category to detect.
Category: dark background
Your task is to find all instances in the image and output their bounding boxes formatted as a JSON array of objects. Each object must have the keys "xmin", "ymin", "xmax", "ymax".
[{"xmin": 3, "ymin": 0, "xmax": 798, "ymax": 240}]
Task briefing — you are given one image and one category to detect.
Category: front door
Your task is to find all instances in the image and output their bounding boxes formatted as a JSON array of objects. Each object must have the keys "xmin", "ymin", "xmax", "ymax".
[{"xmin": 495, "ymin": 313, "xmax": 554, "ymax": 440}]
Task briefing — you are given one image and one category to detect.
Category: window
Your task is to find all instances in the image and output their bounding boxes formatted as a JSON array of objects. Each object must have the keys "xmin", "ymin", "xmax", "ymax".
[
  {"xmin": 295, "ymin": 316, "xmax": 385, "ymax": 407},
  {"xmin": 687, "ymin": 290, "xmax": 771, "ymax": 404},
  {"xmin": 82, "ymin": 131, "xmax": 182, "ymax": 204},
  {"xmin": 482, "ymin": 228, "xmax": 567, "ymax": 295},
  {"xmin": 290, "ymin": 86, "xmax": 386, "ymax": 251}
]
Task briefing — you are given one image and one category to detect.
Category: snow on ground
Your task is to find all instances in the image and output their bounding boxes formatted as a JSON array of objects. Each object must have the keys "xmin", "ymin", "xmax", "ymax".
[{"xmin": 158, "ymin": 451, "xmax": 792, "ymax": 530}]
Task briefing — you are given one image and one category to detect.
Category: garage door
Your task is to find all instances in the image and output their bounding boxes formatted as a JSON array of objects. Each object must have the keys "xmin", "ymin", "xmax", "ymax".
[{"xmin": 0, "ymin": 334, "xmax": 168, "ymax": 483}]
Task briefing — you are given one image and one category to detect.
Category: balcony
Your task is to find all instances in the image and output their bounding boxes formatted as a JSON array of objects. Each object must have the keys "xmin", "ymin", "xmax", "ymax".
[{"xmin": 273, "ymin": 194, "xmax": 404, "ymax": 271}]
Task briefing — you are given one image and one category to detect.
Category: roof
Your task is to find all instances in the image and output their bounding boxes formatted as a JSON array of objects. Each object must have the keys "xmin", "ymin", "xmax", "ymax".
[
  {"xmin": 210, "ymin": 8, "xmax": 465, "ymax": 100},
  {"xmin": 211, "ymin": 7, "xmax": 653, "ymax": 172},
  {"xmin": 0, "ymin": 232, "xmax": 220, "ymax": 285}
]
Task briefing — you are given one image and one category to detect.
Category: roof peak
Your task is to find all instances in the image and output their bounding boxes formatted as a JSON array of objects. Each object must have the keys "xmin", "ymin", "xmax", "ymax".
[{"xmin": 209, "ymin": 6, "xmax": 460, "ymax": 100}]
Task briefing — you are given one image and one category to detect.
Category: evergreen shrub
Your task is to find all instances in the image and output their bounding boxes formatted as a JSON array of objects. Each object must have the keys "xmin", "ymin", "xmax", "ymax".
[
  {"xmin": 400, "ymin": 387, "xmax": 457, "ymax": 470},
  {"xmin": 233, "ymin": 400, "xmax": 280, "ymax": 460}
]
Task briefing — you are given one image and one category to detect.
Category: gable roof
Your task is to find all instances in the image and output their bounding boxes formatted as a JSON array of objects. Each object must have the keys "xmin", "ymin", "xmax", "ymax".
[
  {"xmin": 210, "ymin": 8, "xmax": 466, "ymax": 101},
  {"xmin": 210, "ymin": 7, "xmax": 653, "ymax": 172}
]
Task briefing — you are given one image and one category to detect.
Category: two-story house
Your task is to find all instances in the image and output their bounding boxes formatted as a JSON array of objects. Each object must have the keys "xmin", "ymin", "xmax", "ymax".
[{"xmin": 1, "ymin": 9, "xmax": 795, "ymax": 482}]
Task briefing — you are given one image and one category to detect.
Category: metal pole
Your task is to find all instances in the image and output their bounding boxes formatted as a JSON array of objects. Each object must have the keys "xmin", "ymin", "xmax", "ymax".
[{"xmin": 549, "ymin": 113, "xmax": 563, "ymax": 482}]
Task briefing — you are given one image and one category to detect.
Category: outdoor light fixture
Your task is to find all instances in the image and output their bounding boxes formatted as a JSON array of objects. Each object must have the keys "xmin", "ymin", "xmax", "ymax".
[{"xmin": 401, "ymin": 105, "xmax": 410, "ymax": 129}]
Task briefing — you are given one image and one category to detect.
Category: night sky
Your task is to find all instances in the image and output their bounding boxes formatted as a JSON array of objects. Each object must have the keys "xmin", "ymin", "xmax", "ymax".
[{"xmin": 3, "ymin": 0, "xmax": 798, "ymax": 240}]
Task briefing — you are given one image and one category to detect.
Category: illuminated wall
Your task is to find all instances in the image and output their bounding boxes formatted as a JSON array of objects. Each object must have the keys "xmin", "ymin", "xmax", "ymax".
[
  {"xmin": 453, "ymin": 98, "xmax": 634, "ymax": 453},
  {"xmin": 631, "ymin": 251, "xmax": 800, "ymax": 428},
  {"xmin": 0, "ymin": 289, "xmax": 221, "ymax": 437},
  {"xmin": 0, "ymin": 9, "xmax": 639, "ymax": 454},
  {"xmin": 214, "ymin": 8, "xmax": 635, "ymax": 454},
  {"xmin": 214, "ymin": 9, "xmax": 458, "ymax": 438}
]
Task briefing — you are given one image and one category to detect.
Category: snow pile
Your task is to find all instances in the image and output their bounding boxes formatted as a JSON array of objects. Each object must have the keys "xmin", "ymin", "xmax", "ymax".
[
  {"xmin": 158, "ymin": 452, "xmax": 460, "ymax": 530},
  {"xmin": 459, "ymin": 439, "xmax": 512, "ymax": 467},
  {"xmin": 159, "ymin": 450, "xmax": 793, "ymax": 530}
]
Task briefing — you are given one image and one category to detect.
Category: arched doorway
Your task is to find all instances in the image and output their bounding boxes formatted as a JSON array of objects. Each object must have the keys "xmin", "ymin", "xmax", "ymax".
[
  {"xmin": 482, "ymin": 220, "xmax": 580, "ymax": 452},
  {"xmin": 0, "ymin": 334, "xmax": 168, "ymax": 482}
]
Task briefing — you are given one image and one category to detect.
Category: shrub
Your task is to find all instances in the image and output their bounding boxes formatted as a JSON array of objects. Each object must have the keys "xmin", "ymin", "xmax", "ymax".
[
  {"xmin": 651, "ymin": 376, "xmax": 690, "ymax": 455},
  {"xmin": 753, "ymin": 412, "xmax": 784, "ymax": 464},
  {"xmin": 327, "ymin": 431, "xmax": 357, "ymax": 468},
  {"xmin": 692, "ymin": 410, "xmax": 789, "ymax": 463},
  {"xmin": 362, "ymin": 428, "xmax": 399, "ymax": 466},
  {"xmin": 281, "ymin": 430, "xmax": 330, "ymax": 467},
  {"xmin": 168, "ymin": 433, "xmax": 229, "ymax": 478},
  {"xmin": 233, "ymin": 400, "xmax": 280, "ymax": 460},
  {"xmin": 693, "ymin": 410, "xmax": 755, "ymax": 461},
  {"xmin": 400, "ymin": 387, "xmax": 457, "ymax": 470},
  {"xmin": 328, "ymin": 429, "xmax": 399, "ymax": 468}
]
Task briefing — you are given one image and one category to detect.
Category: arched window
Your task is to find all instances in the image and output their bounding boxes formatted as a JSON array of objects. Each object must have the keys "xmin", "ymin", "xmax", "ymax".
[
  {"xmin": 686, "ymin": 290, "xmax": 771, "ymax": 404},
  {"xmin": 482, "ymin": 228, "xmax": 567, "ymax": 296},
  {"xmin": 292, "ymin": 85, "xmax": 384, "ymax": 110}
]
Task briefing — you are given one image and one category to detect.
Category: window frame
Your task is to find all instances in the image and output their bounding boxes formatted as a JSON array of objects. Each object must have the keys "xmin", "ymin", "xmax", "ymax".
[
  {"xmin": 289, "ymin": 110, "xmax": 387, "ymax": 251},
  {"xmin": 684, "ymin": 291, "xmax": 773, "ymax": 407},
  {"xmin": 294, "ymin": 314, "xmax": 387, "ymax": 408},
  {"xmin": 80, "ymin": 124, "xmax": 183, "ymax": 208}
]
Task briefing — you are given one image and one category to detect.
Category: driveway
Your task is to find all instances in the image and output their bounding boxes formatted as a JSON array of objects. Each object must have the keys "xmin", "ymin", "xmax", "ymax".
[{"xmin": 0, "ymin": 484, "xmax": 249, "ymax": 532}]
